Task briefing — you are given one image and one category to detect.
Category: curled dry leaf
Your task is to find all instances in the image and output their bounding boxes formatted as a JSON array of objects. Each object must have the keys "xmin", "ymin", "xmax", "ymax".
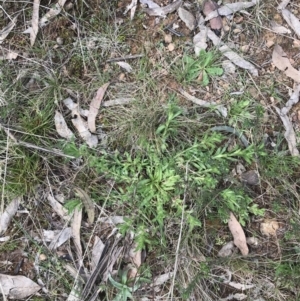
[
  {"xmin": 0, "ymin": 50, "xmax": 19, "ymax": 60},
  {"xmin": 272, "ymin": 44, "xmax": 300, "ymax": 82},
  {"xmin": 218, "ymin": 241, "xmax": 236, "ymax": 257},
  {"xmin": 47, "ymin": 193, "xmax": 70, "ymax": 221},
  {"xmin": 63, "ymin": 97, "xmax": 89, "ymax": 117},
  {"xmin": 74, "ymin": 187, "xmax": 95, "ymax": 224},
  {"xmin": 29, "ymin": 0, "xmax": 40, "ymax": 46},
  {"xmin": 203, "ymin": 0, "xmax": 222, "ymax": 31},
  {"xmin": 49, "ymin": 227, "xmax": 72, "ymax": 250},
  {"xmin": 88, "ymin": 82, "xmax": 110, "ymax": 133},
  {"xmin": 207, "ymin": 28, "xmax": 258, "ymax": 76},
  {"xmin": 139, "ymin": 0, "xmax": 160, "ymax": 9},
  {"xmin": 281, "ymin": 9, "xmax": 300, "ymax": 38},
  {"xmin": 193, "ymin": 27, "xmax": 208, "ymax": 54},
  {"xmin": 0, "ymin": 274, "xmax": 41, "ymax": 299},
  {"xmin": 270, "ymin": 21, "xmax": 291, "ymax": 34},
  {"xmin": 0, "ymin": 197, "xmax": 20, "ymax": 235},
  {"xmin": 275, "ymin": 84, "xmax": 300, "ymax": 156},
  {"xmin": 152, "ymin": 272, "xmax": 174, "ymax": 286},
  {"xmin": 144, "ymin": 0, "xmax": 182, "ymax": 17},
  {"xmin": 228, "ymin": 212, "xmax": 249, "ymax": 255},
  {"xmin": 179, "ymin": 88, "xmax": 227, "ymax": 117},
  {"xmin": 71, "ymin": 106, "xmax": 98, "ymax": 148},
  {"xmin": 178, "ymin": 7, "xmax": 195, "ymax": 31},
  {"xmin": 116, "ymin": 62, "xmax": 133, "ymax": 73},
  {"xmin": 0, "ymin": 15, "xmax": 18, "ymax": 44},
  {"xmin": 55, "ymin": 111, "xmax": 74, "ymax": 140},
  {"xmin": 260, "ymin": 219, "xmax": 279, "ymax": 237}
]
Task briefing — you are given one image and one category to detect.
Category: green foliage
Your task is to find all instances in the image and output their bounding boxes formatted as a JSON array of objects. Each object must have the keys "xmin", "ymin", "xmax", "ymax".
[
  {"xmin": 64, "ymin": 199, "xmax": 82, "ymax": 214},
  {"xmin": 174, "ymin": 50, "xmax": 223, "ymax": 85},
  {"xmin": 83, "ymin": 102, "xmax": 264, "ymax": 249}
]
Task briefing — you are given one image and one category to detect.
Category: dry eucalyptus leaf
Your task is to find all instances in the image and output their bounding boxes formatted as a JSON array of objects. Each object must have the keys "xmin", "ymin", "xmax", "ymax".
[
  {"xmin": 270, "ymin": 21, "xmax": 291, "ymax": 34},
  {"xmin": 277, "ymin": 0, "xmax": 290, "ymax": 10},
  {"xmin": 272, "ymin": 45, "xmax": 300, "ymax": 82},
  {"xmin": 47, "ymin": 193, "xmax": 71, "ymax": 221},
  {"xmin": 281, "ymin": 9, "xmax": 300, "ymax": 38},
  {"xmin": 144, "ymin": 0, "xmax": 182, "ymax": 17},
  {"xmin": 193, "ymin": 28, "xmax": 208, "ymax": 54},
  {"xmin": 152, "ymin": 272, "xmax": 174, "ymax": 286},
  {"xmin": 207, "ymin": 29, "xmax": 258, "ymax": 76},
  {"xmin": 228, "ymin": 281, "xmax": 254, "ymax": 290},
  {"xmin": 88, "ymin": 82, "xmax": 109, "ymax": 133},
  {"xmin": 40, "ymin": 0, "xmax": 67, "ymax": 27},
  {"xmin": 0, "ymin": 197, "xmax": 20, "ymax": 235},
  {"xmin": 203, "ymin": 0, "xmax": 222, "ymax": 31},
  {"xmin": 71, "ymin": 106, "xmax": 98, "ymax": 148},
  {"xmin": 228, "ymin": 212, "xmax": 249, "ymax": 256},
  {"xmin": 0, "ymin": 274, "xmax": 41, "ymax": 299},
  {"xmin": 49, "ymin": 227, "xmax": 72, "ymax": 250},
  {"xmin": 218, "ymin": 241, "xmax": 236, "ymax": 257},
  {"xmin": 74, "ymin": 187, "xmax": 95, "ymax": 224},
  {"xmin": 55, "ymin": 111, "xmax": 74, "ymax": 140},
  {"xmin": 0, "ymin": 15, "xmax": 18, "ymax": 44},
  {"xmin": 0, "ymin": 50, "xmax": 19, "ymax": 60},
  {"xmin": 139, "ymin": 0, "xmax": 160, "ymax": 9},
  {"xmin": 260, "ymin": 220, "xmax": 279, "ymax": 237},
  {"xmin": 29, "ymin": 0, "xmax": 40, "ymax": 46},
  {"xmin": 124, "ymin": 0, "xmax": 138, "ymax": 20},
  {"xmin": 178, "ymin": 7, "xmax": 195, "ymax": 30},
  {"xmin": 217, "ymin": 1, "xmax": 256, "ymax": 16},
  {"xmin": 116, "ymin": 62, "xmax": 133, "ymax": 73},
  {"xmin": 63, "ymin": 98, "xmax": 89, "ymax": 117},
  {"xmin": 102, "ymin": 98, "xmax": 133, "ymax": 107},
  {"xmin": 71, "ymin": 207, "xmax": 83, "ymax": 258},
  {"xmin": 128, "ymin": 242, "xmax": 142, "ymax": 279},
  {"xmin": 92, "ymin": 236, "xmax": 105, "ymax": 268},
  {"xmin": 179, "ymin": 88, "xmax": 227, "ymax": 117}
]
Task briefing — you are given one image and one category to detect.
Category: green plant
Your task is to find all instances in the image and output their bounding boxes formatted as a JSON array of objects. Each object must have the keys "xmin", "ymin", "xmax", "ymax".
[
  {"xmin": 108, "ymin": 269, "xmax": 150, "ymax": 301},
  {"xmin": 174, "ymin": 50, "xmax": 223, "ymax": 85}
]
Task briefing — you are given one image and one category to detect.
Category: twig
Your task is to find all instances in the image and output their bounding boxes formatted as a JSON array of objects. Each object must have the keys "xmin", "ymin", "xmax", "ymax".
[
  {"xmin": 106, "ymin": 54, "xmax": 144, "ymax": 63},
  {"xmin": 0, "ymin": 123, "xmax": 76, "ymax": 159}
]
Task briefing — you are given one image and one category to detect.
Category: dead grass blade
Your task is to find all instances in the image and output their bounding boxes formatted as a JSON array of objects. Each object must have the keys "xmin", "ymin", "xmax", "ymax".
[
  {"xmin": 228, "ymin": 212, "xmax": 249, "ymax": 256},
  {"xmin": 272, "ymin": 44, "xmax": 300, "ymax": 82},
  {"xmin": 0, "ymin": 274, "xmax": 41, "ymax": 299},
  {"xmin": 0, "ymin": 197, "xmax": 20, "ymax": 235},
  {"xmin": 88, "ymin": 82, "xmax": 110, "ymax": 133},
  {"xmin": 0, "ymin": 15, "xmax": 18, "ymax": 44}
]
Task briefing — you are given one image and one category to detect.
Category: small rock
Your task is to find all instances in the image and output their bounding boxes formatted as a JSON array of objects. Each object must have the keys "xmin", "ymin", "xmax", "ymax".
[
  {"xmin": 168, "ymin": 43, "xmax": 175, "ymax": 51},
  {"xmin": 164, "ymin": 34, "xmax": 172, "ymax": 44},
  {"xmin": 240, "ymin": 170, "xmax": 259, "ymax": 185}
]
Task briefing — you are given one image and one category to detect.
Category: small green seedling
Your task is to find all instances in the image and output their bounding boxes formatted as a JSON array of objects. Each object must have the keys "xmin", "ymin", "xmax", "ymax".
[{"xmin": 176, "ymin": 50, "xmax": 223, "ymax": 85}]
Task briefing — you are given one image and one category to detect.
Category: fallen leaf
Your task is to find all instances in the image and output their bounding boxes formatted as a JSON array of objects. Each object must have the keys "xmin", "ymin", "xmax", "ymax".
[
  {"xmin": 124, "ymin": 0, "xmax": 138, "ymax": 20},
  {"xmin": 139, "ymin": 0, "xmax": 160, "ymax": 9},
  {"xmin": 71, "ymin": 207, "xmax": 82, "ymax": 258},
  {"xmin": 40, "ymin": 0, "xmax": 67, "ymax": 27},
  {"xmin": 217, "ymin": 1, "xmax": 256, "ymax": 16},
  {"xmin": 99, "ymin": 216, "xmax": 125, "ymax": 224},
  {"xmin": 88, "ymin": 82, "xmax": 110, "ymax": 133},
  {"xmin": 277, "ymin": 0, "xmax": 290, "ymax": 10},
  {"xmin": 228, "ymin": 212, "xmax": 249, "ymax": 256},
  {"xmin": 55, "ymin": 111, "xmax": 74, "ymax": 140},
  {"xmin": 63, "ymin": 97, "xmax": 89, "ymax": 117},
  {"xmin": 0, "ymin": 50, "xmax": 19, "ymax": 60},
  {"xmin": 49, "ymin": 227, "xmax": 72, "ymax": 250},
  {"xmin": 193, "ymin": 27, "xmax": 208, "ymax": 55},
  {"xmin": 47, "ymin": 193, "xmax": 71, "ymax": 221},
  {"xmin": 272, "ymin": 44, "xmax": 300, "ymax": 83},
  {"xmin": 178, "ymin": 7, "xmax": 195, "ymax": 31},
  {"xmin": 144, "ymin": 0, "xmax": 182, "ymax": 17},
  {"xmin": 228, "ymin": 281, "xmax": 254, "ymax": 290},
  {"xmin": 270, "ymin": 21, "xmax": 291, "ymax": 34},
  {"xmin": 179, "ymin": 88, "xmax": 227, "ymax": 117},
  {"xmin": 152, "ymin": 272, "xmax": 174, "ymax": 286},
  {"xmin": 0, "ymin": 274, "xmax": 41, "ymax": 299},
  {"xmin": 203, "ymin": 0, "xmax": 223, "ymax": 31},
  {"xmin": 127, "ymin": 242, "xmax": 142, "ymax": 279},
  {"xmin": 220, "ymin": 293, "xmax": 247, "ymax": 301},
  {"xmin": 207, "ymin": 28, "xmax": 258, "ymax": 76},
  {"xmin": 74, "ymin": 187, "xmax": 95, "ymax": 224},
  {"xmin": 260, "ymin": 219, "xmax": 279, "ymax": 237},
  {"xmin": 102, "ymin": 98, "xmax": 133, "ymax": 107},
  {"xmin": 71, "ymin": 106, "xmax": 98, "ymax": 147},
  {"xmin": 91, "ymin": 236, "xmax": 105, "ymax": 268},
  {"xmin": 281, "ymin": 9, "xmax": 300, "ymax": 38},
  {"xmin": 218, "ymin": 241, "xmax": 236, "ymax": 257},
  {"xmin": 222, "ymin": 60, "xmax": 236, "ymax": 74},
  {"xmin": 116, "ymin": 61, "xmax": 133, "ymax": 73},
  {"xmin": 31, "ymin": 0, "xmax": 40, "ymax": 46},
  {"xmin": 0, "ymin": 16, "xmax": 18, "ymax": 44},
  {"xmin": 0, "ymin": 197, "xmax": 20, "ymax": 235}
]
